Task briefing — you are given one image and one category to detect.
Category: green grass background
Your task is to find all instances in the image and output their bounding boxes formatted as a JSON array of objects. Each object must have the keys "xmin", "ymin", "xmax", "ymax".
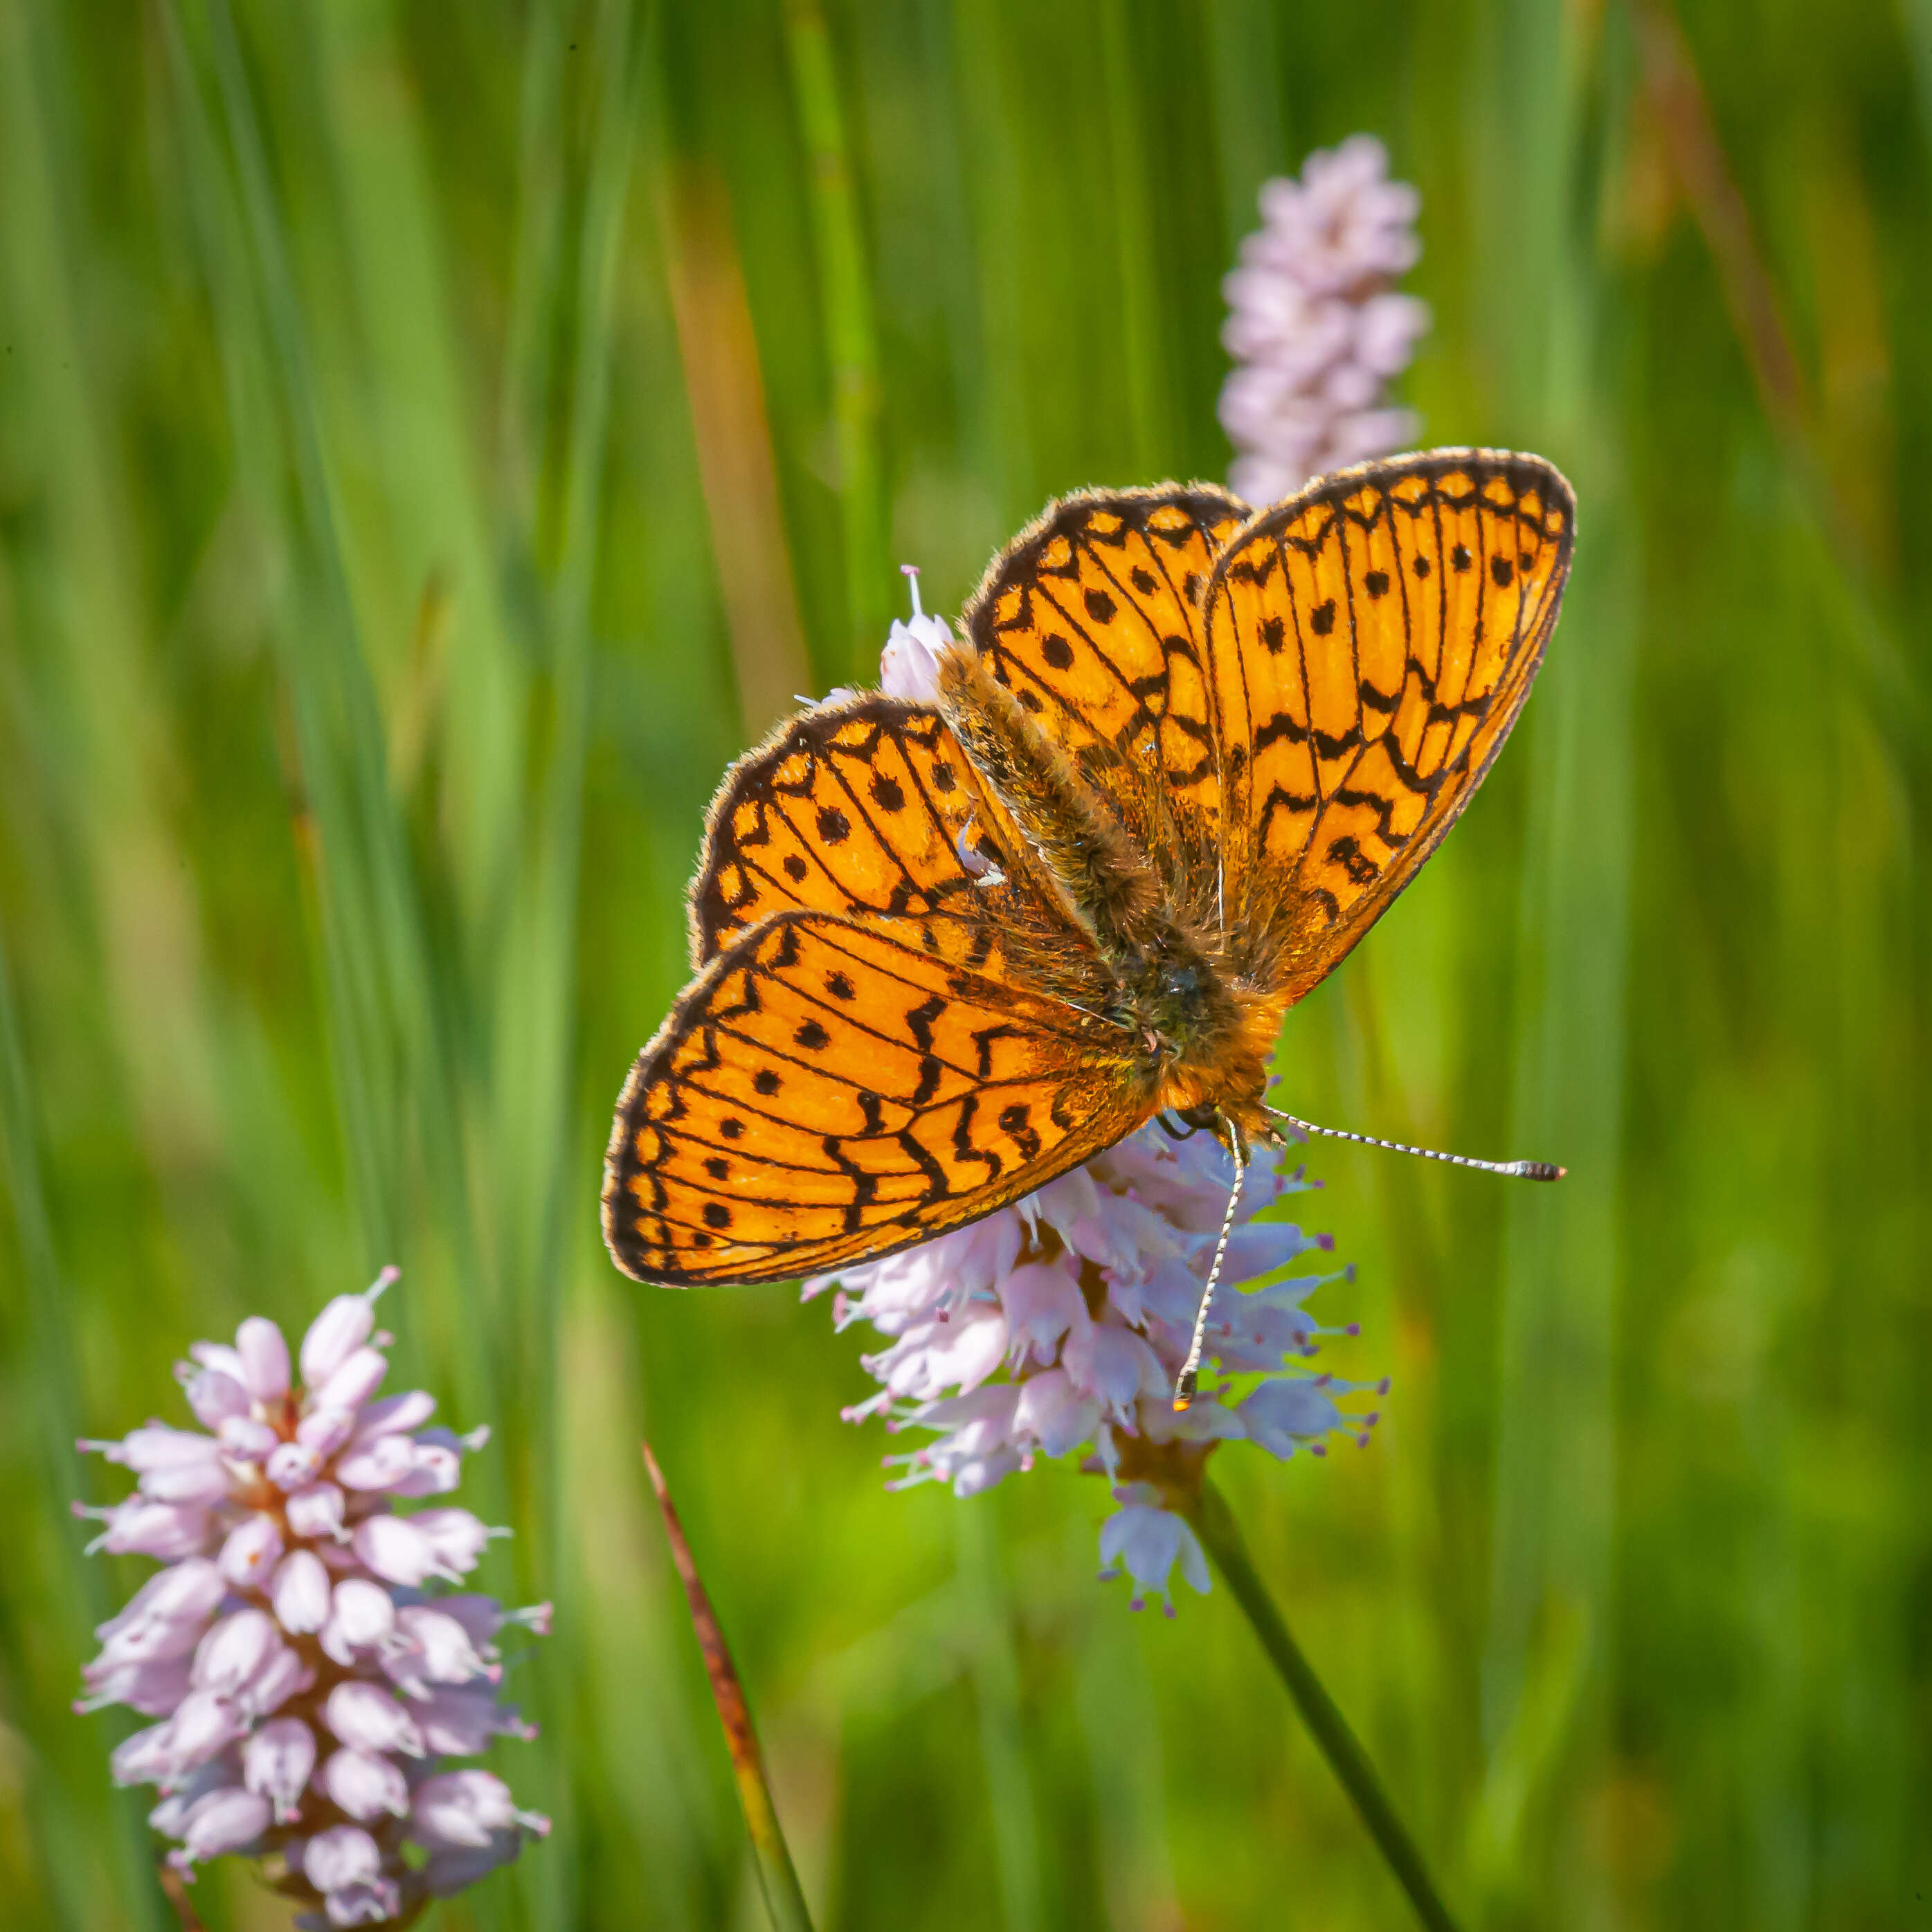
[{"xmin": 1, "ymin": 1, "xmax": 1927, "ymax": 1927}]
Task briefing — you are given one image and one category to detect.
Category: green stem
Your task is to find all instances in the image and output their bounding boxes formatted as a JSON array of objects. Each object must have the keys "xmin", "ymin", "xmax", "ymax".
[{"xmin": 1185, "ymin": 1479, "xmax": 1462, "ymax": 1932}]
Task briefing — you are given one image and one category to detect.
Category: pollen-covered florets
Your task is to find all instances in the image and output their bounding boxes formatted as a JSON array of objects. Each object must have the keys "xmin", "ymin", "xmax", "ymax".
[
  {"xmin": 74, "ymin": 1271, "xmax": 548, "ymax": 1925},
  {"xmin": 809, "ymin": 1125, "xmax": 1386, "ymax": 1614}
]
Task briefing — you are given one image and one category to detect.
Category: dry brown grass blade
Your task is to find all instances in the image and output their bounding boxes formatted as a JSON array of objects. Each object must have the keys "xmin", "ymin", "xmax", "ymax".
[{"xmin": 641, "ymin": 1442, "xmax": 814, "ymax": 1931}]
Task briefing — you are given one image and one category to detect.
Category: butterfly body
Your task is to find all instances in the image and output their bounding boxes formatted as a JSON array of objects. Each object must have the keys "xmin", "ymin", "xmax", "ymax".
[
  {"xmin": 931, "ymin": 646, "xmax": 1283, "ymax": 1139},
  {"xmin": 604, "ymin": 451, "xmax": 1575, "ymax": 1288}
]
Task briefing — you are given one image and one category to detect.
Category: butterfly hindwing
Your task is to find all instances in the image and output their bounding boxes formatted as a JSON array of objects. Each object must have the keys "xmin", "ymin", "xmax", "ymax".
[
  {"xmin": 1205, "ymin": 449, "xmax": 1574, "ymax": 998},
  {"xmin": 603, "ymin": 910, "xmax": 1156, "ymax": 1285}
]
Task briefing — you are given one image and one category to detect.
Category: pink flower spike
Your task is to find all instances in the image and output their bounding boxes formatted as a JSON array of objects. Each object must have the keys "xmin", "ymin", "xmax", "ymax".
[
  {"xmin": 298, "ymin": 1268, "xmax": 396, "ymax": 1390},
  {"xmin": 75, "ymin": 1266, "xmax": 548, "ymax": 1913},
  {"xmin": 235, "ymin": 1317, "xmax": 291, "ymax": 1402},
  {"xmin": 244, "ymin": 1717, "xmax": 316, "ymax": 1823},
  {"xmin": 318, "ymin": 1745, "xmax": 410, "ymax": 1821}
]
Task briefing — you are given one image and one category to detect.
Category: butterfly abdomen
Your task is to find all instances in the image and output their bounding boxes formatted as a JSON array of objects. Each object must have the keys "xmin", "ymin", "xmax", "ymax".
[{"xmin": 935, "ymin": 650, "xmax": 1164, "ymax": 961}]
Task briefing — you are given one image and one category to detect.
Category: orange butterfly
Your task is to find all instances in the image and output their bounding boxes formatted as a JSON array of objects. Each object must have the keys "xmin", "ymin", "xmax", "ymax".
[{"xmin": 603, "ymin": 449, "xmax": 1573, "ymax": 1321}]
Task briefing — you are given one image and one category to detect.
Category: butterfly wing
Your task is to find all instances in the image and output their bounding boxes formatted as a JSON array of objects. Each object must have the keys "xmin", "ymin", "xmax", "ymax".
[
  {"xmin": 603, "ymin": 910, "xmax": 1155, "ymax": 1285},
  {"xmin": 687, "ymin": 696, "xmax": 1012, "ymax": 965},
  {"xmin": 1204, "ymin": 449, "xmax": 1574, "ymax": 1000},
  {"xmin": 959, "ymin": 485, "xmax": 1249, "ymax": 887}
]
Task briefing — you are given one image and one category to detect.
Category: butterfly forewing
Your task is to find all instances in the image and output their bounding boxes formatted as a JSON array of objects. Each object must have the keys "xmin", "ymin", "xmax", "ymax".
[
  {"xmin": 602, "ymin": 911, "xmax": 1155, "ymax": 1284},
  {"xmin": 961, "ymin": 485, "xmax": 1248, "ymax": 871},
  {"xmin": 688, "ymin": 697, "xmax": 1018, "ymax": 965},
  {"xmin": 1205, "ymin": 449, "xmax": 1573, "ymax": 998}
]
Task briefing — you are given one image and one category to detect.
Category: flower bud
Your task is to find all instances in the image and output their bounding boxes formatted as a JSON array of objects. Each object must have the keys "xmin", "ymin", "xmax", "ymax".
[
  {"xmin": 345, "ymin": 1390, "xmax": 435, "ymax": 1445},
  {"xmin": 216, "ymin": 1414, "xmax": 280, "ymax": 1462},
  {"xmin": 298, "ymin": 1274, "xmax": 390, "ymax": 1390},
  {"xmin": 96, "ymin": 1558, "xmax": 224, "ymax": 1643},
  {"xmin": 319, "ymin": 1578, "xmax": 395, "ymax": 1665},
  {"xmin": 168, "ymin": 1786, "xmax": 270, "ymax": 1870},
  {"xmin": 410, "ymin": 1508, "xmax": 497, "ymax": 1576},
  {"xmin": 325, "ymin": 1680, "xmax": 425, "ymax": 1757},
  {"xmin": 244, "ymin": 1717, "xmax": 316, "ymax": 1823},
  {"xmin": 350, "ymin": 1513, "xmax": 440, "ymax": 1587},
  {"xmin": 332, "ymin": 1432, "xmax": 418, "ymax": 1492},
  {"xmin": 264, "ymin": 1438, "xmax": 323, "ymax": 1492},
  {"xmin": 219, "ymin": 1515, "xmax": 284, "ymax": 1590},
  {"xmin": 182, "ymin": 1365, "xmax": 251, "ymax": 1430},
  {"xmin": 303, "ymin": 1823, "xmax": 383, "ymax": 1893},
  {"xmin": 235, "ymin": 1317, "xmax": 291, "ymax": 1402},
  {"xmin": 317, "ymin": 1746, "xmax": 410, "ymax": 1821},
  {"xmin": 76, "ymin": 1495, "xmax": 211, "ymax": 1560},
  {"xmin": 311, "ymin": 1346, "xmax": 388, "ymax": 1417},
  {"xmin": 296, "ymin": 1406, "xmax": 358, "ymax": 1460},
  {"xmin": 270, "ymin": 1549, "xmax": 332, "ymax": 1634},
  {"xmin": 165, "ymin": 1688, "xmax": 250, "ymax": 1775},
  {"xmin": 284, "ymin": 1481, "xmax": 346, "ymax": 1542},
  {"xmin": 192, "ymin": 1609, "xmax": 282, "ymax": 1699},
  {"xmin": 410, "ymin": 1769, "xmax": 549, "ymax": 1851}
]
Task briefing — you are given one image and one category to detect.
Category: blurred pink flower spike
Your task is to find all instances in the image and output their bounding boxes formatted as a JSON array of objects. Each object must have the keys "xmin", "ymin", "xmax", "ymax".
[
  {"xmin": 73, "ymin": 1270, "xmax": 548, "ymax": 1926},
  {"xmin": 1219, "ymin": 134, "xmax": 1431, "ymax": 505}
]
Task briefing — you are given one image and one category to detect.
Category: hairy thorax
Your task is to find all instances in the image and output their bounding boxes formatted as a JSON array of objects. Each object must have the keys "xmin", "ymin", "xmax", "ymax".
[{"xmin": 936, "ymin": 649, "xmax": 1287, "ymax": 1148}]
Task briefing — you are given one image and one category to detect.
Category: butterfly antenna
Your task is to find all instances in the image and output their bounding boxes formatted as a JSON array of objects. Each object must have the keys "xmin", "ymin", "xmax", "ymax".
[
  {"xmin": 1174, "ymin": 1123, "xmax": 1245, "ymax": 1412},
  {"xmin": 1263, "ymin": 1105, "xmax": 1564, "ymax": 1181}
]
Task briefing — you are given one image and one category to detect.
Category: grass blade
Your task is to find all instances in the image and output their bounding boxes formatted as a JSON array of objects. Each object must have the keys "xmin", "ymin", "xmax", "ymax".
[{"xmin": 642, "ymin": 1443, "xmax": 815, "ymax": 1932}]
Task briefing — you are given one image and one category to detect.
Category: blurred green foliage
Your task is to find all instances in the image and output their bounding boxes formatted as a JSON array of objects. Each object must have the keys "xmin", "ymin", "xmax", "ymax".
[{"xmin": 1, "ymin": 1, "xmax": 1927, "ymax": 1928}]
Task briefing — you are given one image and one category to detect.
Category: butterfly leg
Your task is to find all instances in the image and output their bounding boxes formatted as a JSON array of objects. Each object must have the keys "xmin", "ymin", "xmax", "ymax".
[{"xmin": 1173, "ymin": 1114, "xmax": 1246, "ymax": 1411}]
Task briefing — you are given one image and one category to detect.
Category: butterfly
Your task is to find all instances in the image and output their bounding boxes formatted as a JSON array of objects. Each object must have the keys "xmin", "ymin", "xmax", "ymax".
[{"xmin": 602, "ymin": 448, "xmax": 1574, "ymax": 1301}]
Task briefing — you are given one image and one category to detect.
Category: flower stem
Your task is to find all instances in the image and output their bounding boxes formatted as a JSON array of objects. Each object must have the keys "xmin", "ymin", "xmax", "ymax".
[
  {"xmin": 642, "ymin": 1444, "xmax": 815, "ymax": 1932},
  {"xmin": 1185, "ymin": 1479, "xmax": 1462, "ymax": 1932}
]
